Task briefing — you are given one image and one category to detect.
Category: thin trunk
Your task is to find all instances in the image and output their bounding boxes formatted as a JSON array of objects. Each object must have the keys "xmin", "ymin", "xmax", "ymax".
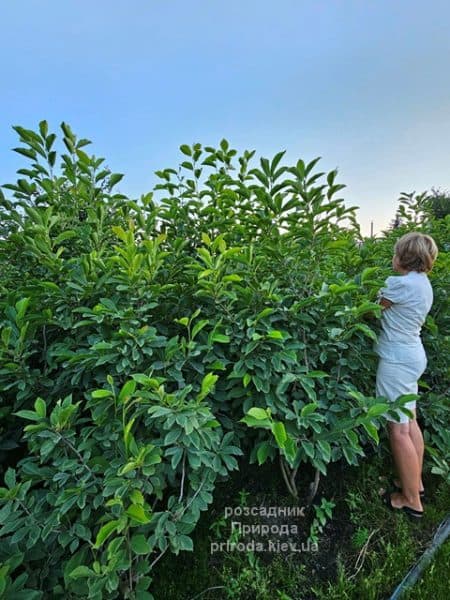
[
  {"xmin": 279, "ymin": 455, "xmax": 298, "ymax": 498},
  {"xmin": 307, "ymin": 468, "xmax": 321, "ymax": 505}
]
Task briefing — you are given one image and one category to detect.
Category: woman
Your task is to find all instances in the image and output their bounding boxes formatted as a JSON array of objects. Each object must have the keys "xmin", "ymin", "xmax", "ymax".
[{"xmin": 374, "ymin": 231, "xmax": 438, "ymax": 519}]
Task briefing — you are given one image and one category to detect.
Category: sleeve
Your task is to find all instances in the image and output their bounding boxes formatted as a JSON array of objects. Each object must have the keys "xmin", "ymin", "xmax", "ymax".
[{"xmin": 378, "ymin": 276, "xmax": 408, "ymax": 304}]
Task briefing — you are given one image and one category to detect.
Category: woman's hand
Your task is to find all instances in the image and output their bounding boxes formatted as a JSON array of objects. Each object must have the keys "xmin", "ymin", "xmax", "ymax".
[
  {"xmin": 376, "ymin": 289, "xmax": 394, "ymax": 310},
  {"xmin": 379, "ymin": 297, "xmax": 393, "ymax": 310}
]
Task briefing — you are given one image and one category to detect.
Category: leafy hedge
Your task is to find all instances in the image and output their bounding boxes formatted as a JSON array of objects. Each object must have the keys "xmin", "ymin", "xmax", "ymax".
[{"xmin": 0, "ymin": 123, "xmax": 448, "ymax": 598}]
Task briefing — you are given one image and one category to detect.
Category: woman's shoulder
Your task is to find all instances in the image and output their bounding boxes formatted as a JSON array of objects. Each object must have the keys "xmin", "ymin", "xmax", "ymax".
[
  {"xmin": 404, "ymin": 271, "xmax": 432, "ymax": 288},
  {"xmin": 381, "ymin": 275, "xmax": 408, "ymax": 303},
  {"xmin": 384, "ymin": 274, "xmax": 406, "ymax": 289},
  {"xmin": 403, "ymin": 272, "xmax": 433, "ymax": 303}
]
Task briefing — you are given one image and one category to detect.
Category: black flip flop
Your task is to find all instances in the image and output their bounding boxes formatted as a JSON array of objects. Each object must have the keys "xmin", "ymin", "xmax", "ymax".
[
  {"xmin": 382, "ymin": 491, "xmax": 424, "ymax": 520},
  {"xmin": 391, "ymin": 480, "xmax": 425, "ymax": 501}
]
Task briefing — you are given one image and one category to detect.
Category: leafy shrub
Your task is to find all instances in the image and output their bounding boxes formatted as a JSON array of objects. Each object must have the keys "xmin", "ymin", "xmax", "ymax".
[{"xmin": 0, "ymin": 122, "xmax": 448, "ymax": 597}]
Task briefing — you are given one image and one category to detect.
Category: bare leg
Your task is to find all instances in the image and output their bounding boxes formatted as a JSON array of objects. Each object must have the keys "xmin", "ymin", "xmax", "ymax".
[
  {"xmin": 393, "ymin": 411, "xmax": 424, "ymax": 492},
  {"xmin": 407, "ymin": 418, "xmax": 424, "ymax": 488},
  {"xmin": 387, "ymin": 421, "xmax": 423, "ymax": 511}
]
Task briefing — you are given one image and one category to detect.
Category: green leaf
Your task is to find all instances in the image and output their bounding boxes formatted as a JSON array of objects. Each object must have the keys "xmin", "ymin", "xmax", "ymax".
[
  {"xmin": 201, "ymin": 232, "xmax": 211, "ymax": 245},
  {"xmin": 14, "ymin": 410, "xmax": 41, "ymax": 421},
  {"xmin": 255, "ymin": 307, "xmax": 274, "ymax": 321},
  {"xmin": 270, "ymin": 150, "xmax": 286, "ymax": 175},
  {"xmin": 257, "ymin": 442, "xmax": 271, "ymax": 465},
  {"xmin": 13, "ymin": 147, "xmax": 37, "ymax": 160},
  {"xmin": 396, "ymin": 393, "xmax": 420, "ymax": 403},
  {"xmin": 109, "ymin": 173, "xmax": 124, "ymax": 187},
  {"xmin": 164, "ymin": 429, "xmax": 181, "ymax": 445},
  {"xmin": 199, "ymin": 373, "xmax": 218, "ymax": 400},
  {"xmin": 93, "ymin": 520, "xmax": 120, "ymax": 549},
  {"xmin": 15, "ymin": 297, "xmax": 30, "ymax": 321},
  {"xmin": 180, "ymin": 144, "xmax": 192, "ymax": 156},
  {"xmin": 198, "ymin": 269, "xmax": 213, "ymax": 279},
  {"xmin": 347, "ymin": 389, "xmax": 366, "ymax": 403},
  {"xmin": 130, "ymin": 489, "xmax": 145, "ymax": 505},
  {"xmin": 112, "ymin": 226, "xmax": 127, "ymax": 242},
  {"xmin": 247, "ymin": 407, "xmax": 269, "ymax": 420},
  {"xmin": 240, "ymin": 415, "xmax": 272, "ymax": 429},
  {"xmin": 299, "ymin": 377, "xmax": 317, "ymax": 402},
  {"xmin": 178, "ymin": 534, "xmax": 193, "ymax": 551},
  {"xmin": 126, "ymin": 504, "xmax": 151, "ymax": 524},
  {"xmin": 123, "ymin": 418, "xmax": 136, "ymax": 453},
  {"xmin": 316, "ymin": 440, "xmax": 331, "ymax": 462},
  {"xmin": 0, "ymin": 566, "xmax": 8, "ymax": 596},
  {"xmin": 352, "ymin": 323, "xmax": 377, "ymax": 342},
  {"xmin": 211, "ymin": 333, "xmax": 230, "ymax": 343},
  {"xmin": 170, "ymin": 447, "xmax": 183, "ymax": 469},
  {"xmin": 92, "ymin": 340, "xmax": 114, "ymax": 350},
  {"xmin": 131, "ymin": 534, "xmax": 151, "ymax": 555},
  {"xmin": 197, "ymin": 247, "xmax": 212, "ymax": 267},
  {"xmin": 361, "ymin": 267, "xmax": 378, "ymax": 282},
  {"xmin": 118, "ymin": 461, "xmax": 137, "ymax": 476},
  {"xmin": 118, "ymin": 380, "xmax": 136, "ymax": 404},
  {"xmin": 302, "ymin": 441, "xmax": 315, "ymax": 459},
  {"xmin": 34, "ymin": 398, "xmax": 46, "ymax": 418},
  {"xmin": 1, "ymin": 326, "xmax": 11, "ymax": 347},
  {"xmin": 306, "ymin": 370, "xmax": 329, "ymax": 378},
  {"xmin": 39, "ymin": 119, "xmax": 48, "ymax": 137},
  {"xmin": 132, "ymin": 374, "xmax": 156, "ymax": 386},
  {"xmin": 192, "ymin": 319, "xmax": 208, "ymax": 339},
  {"xmin": 283, "ymin": 436, "xmax": 297, "ymax": 463},
  {"xmin": 61, "ymin": 121, "xmax": 75, "ymax": 139},
  {"xmin": 222, "ymin": 274, "xmax": 242, "ymax": 282},
  {"xmin": 267, "ymin": 330, "xmax": 284, "ymax": 339},
  {"xmin": 301, "ymin": 403, "xmax": 318, "ymax": 417},
  {"xmin": 54, "ymin": 230, "xmax": 77, "ymax": 245},
  {"xmin": 4, "ymin": 468, "xmax": 16, "ymax": 489},
  {"xmin": 69, "ymin": 565, "xmax": 95, "ymax": 579},
  {"xmin": 329, "ymin": 327, "xmax": 344, "ymax": 338},
  {"xmin": 362, "ymin": 422, "xmax": 379, "ymax": 444},
  {"xmin": 91, "ymin": 389, "xmax": 112, "ymax": 399},
  {"xmin": 366, "ymin": 403, "xmax": 389, "ymax": 418},
  {"xmin": 272, "ymin": 421, "xmax": 287, "ymax": 447}
]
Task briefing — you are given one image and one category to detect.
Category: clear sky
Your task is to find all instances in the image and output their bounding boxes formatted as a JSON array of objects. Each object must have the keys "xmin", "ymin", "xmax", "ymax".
[{"xmin": 1, "ymin": 0, "xmax": 449, "ymax": 236}]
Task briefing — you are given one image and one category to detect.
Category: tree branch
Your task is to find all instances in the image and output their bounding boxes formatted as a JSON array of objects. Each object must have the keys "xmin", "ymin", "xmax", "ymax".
[
  {"xmin": 57, "ymin": 433, "xmax": 93, "ymax": 476},
  {"xmin": 279, "ymin": 454, "xmax": 298, "ymax": 498},
  {"xmin": 178, "ymin": 450, "xmax": 186, "ymax": 503},
  {"xmin": 307, "ymin": 468, "xmax": 321, "ymax": 505}
]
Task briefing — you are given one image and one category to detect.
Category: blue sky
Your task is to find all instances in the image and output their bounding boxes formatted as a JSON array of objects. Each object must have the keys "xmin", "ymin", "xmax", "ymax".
[{"xmin": 1, "ymin": 0, "xmax": 449, "ymax": 236}]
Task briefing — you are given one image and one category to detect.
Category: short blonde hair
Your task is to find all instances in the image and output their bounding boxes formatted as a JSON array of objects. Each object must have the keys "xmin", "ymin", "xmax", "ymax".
[{"xmin": 394, "ymin": 232, "xmax": 438, "ymax": 273}]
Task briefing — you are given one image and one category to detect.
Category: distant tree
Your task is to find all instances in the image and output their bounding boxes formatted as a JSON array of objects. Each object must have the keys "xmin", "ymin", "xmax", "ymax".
[
  {"xmin": 388, "ymin": 188, "xmax": 450, "ymax": 232},
  {"xmin": 389, "ymin": 212, "xmax": 403, "ymax": 230},
  {"xmin": 429, "ymin": 188, "xmax": 450, "ymax": 219}
]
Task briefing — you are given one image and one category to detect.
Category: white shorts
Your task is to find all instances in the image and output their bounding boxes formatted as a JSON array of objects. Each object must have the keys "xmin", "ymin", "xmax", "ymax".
[{"xmin": 376, "ymin": 356, "xmax": 427, "ymax": 424}]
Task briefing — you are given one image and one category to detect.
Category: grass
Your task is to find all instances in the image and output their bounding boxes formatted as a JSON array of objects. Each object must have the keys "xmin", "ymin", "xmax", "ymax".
[
  {"xmin": 403, "ymin": 539, "xmax": 450, "ymax": 600},
  {"xmin": 150, "ymin": 443, "xmax": 450, "ymax": 600}
]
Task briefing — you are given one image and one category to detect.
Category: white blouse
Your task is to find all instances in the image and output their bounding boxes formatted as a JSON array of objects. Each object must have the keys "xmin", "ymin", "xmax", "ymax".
[{"xmin": 373, "ymin": 271, "xmax": 433, "ymax": 361}]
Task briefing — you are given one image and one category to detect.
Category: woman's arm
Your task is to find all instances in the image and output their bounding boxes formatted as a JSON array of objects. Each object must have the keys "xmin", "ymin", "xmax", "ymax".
[
  {"xmin": 376, "ymin": 287, "xmax": 394, "ymax": 310},
  {"xmin": 377, "ymin": 275, "xmax": 405, "ymax": 310},
  {"xmin": 379, "ymin": 296, "xmax": 393, "ymax": 310}
]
